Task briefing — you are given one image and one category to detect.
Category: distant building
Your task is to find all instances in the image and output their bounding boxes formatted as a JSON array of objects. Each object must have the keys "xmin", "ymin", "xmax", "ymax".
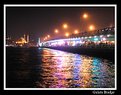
[{"xmin": 6, "ymin": 37, "xmax": 15, "ymax": 47}]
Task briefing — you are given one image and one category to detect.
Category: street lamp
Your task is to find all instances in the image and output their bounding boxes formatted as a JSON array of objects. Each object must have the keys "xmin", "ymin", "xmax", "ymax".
[
  {"xmin": 44, "ymin": 37, "xmax": 47, "ymax": 40},
  {"xmin": 74, "ymin": 30, "xmax": 79, "ymax": 34},
  {"xmin": 65, "ymin": 32, "xmax": 69, "ymax": 37},
  {"xmin": 54, "ymin": 29, "xmax": 59, "ymax": 33},
  {"xmin": 63, "ymin": 23, "xmax": 68, "ymax": 29},
  {"xmin": 82, "ymin": 13, "xmax": 89, "ymax": 32},
  {"xmin": 47, "ymin": 35, "xmax": 50, "ymax": 38},
  {"xmin": 89, "ymin": 25, "xmax": 95, "ymax": 31},
  {"xmin": 83, "ymin": 13, "xmax": 88, "ymax": 19}
]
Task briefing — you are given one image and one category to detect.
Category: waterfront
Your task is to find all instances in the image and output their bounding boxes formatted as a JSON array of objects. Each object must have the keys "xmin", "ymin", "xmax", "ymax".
[{"xmin": 6, "ymin": 47, "xmax": 115, "ymax": 88}]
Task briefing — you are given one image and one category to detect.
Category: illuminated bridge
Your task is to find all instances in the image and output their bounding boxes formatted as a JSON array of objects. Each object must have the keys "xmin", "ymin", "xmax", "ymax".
[
  {"xmin": 38, "ymin": 27, "xmax": 115, "ymax": 60},
  {"xmin": 39, "ymin": 27, "xmax": 115, "ymax": 48}
]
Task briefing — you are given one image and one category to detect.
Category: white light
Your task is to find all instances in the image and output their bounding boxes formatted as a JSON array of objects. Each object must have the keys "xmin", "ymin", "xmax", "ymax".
[
  {"xmin": 100, "ymin": 35, "xmax": 103, "ymax": 38},
  {"xmin": 102, "ymin": 38, "xmax": 106, "ymax": 41},
  {"xmin": 94, "ymin": 36, "xmax": 97, "ymax": 38},
  {"xmin": 107, "ymin": 34, "xmax": 111, "ymax": 37},
  {"xmin": 94, "ymin": 38, "xmax": 98, "ymax": 41}
]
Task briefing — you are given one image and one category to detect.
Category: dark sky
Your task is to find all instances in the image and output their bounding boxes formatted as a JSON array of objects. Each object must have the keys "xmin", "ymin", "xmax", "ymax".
[{"xmin": 6, "ymin": 7, "xmax": 115, "ymax": 42}]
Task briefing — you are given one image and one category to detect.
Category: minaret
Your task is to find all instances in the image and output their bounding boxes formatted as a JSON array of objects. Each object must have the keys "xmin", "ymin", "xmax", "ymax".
[
  {"xmin": 38, "ymin": 38, "xmax": 41, "ymax": 47},
  {"xmin": 27, "ymin": 35, "xmax": 29, "ymax": 43},
  {"xmin": 38, "ymin": 38, "xmax": 40, "ymax": 44},
  {"xmin": 24, "ymin": 34, "xmax": 26, "ymax": 40}
]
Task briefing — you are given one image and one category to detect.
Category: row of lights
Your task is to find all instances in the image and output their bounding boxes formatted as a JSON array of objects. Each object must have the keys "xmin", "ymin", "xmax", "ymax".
[
  {"xmin": 45, "ymin": 29, "xmax": 79, "ymax": 40},
  {"xmin": 46, "ymin": 34, "xmax": 113, "ymax": 42},
  {"xmin": 43, "ymin": 34, "xmax": 114, "ymax": 47},
  {"xmin": 43, "ymin": 13, "xmax": 95, "ymax": 41}
]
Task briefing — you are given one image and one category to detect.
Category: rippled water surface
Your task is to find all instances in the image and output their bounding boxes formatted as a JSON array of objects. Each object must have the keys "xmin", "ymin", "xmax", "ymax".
[{"xmin": 6, "ymin": 47, "xmax": 115, "ymax": 88}]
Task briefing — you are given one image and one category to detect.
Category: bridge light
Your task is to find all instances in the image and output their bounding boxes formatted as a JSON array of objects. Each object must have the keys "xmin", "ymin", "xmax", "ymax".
[
  {"xmin": 100, "ymin": 35, "xmax": 103, "ymax": 38},
  {"xmin": 94, "ymin": 36, "xmax": 97, "ymax": 38},
  {"xmin": 43, "ymin": 37, "xmax": 47, "ymax": 40},
  {"xmin": 63, "ymin": 23, "xmax": 68, "ymax": 29},
  {"xmin": 83, "ymin": 13, "xmax": 88, "ymax": 19},
  {"xmin": 54, "ymin": 29, "xmax": 59, "ymax": 33},
  {"xmin": 107, "ymin": 34, "xmax": 111, "ymax": 37},
  {"xmin": 94, "ymin": 38, "xmax": 98, "ymax": 41},
  {"xmin": 89, "ymin": 25, "xmax": 95, "ymax": 31},
  {"xmin": 74, "ymin": 30, "xmax": 79, "ymax": 34},
  {"xmin": 65, "ymin": 32, "xmax": 69, "ymax": 37},
  {"xmin": 47, "ymin": 35, "xmax": 50, "ymax": 38},
  {"xmin": 102, "ymin": 37, "xmax": 106, "ymax": 41}
]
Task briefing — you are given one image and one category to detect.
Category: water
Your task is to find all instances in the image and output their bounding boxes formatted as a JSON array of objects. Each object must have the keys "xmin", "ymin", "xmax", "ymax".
[{"xmin": 6, "ymin": 47, "xmax": 115, "ymax": 88}]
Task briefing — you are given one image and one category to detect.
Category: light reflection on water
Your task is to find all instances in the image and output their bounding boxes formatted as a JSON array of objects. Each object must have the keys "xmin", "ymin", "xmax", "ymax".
[{"xmin": 36, "ymin": 48, "xmax": 114, "ymax": 88}]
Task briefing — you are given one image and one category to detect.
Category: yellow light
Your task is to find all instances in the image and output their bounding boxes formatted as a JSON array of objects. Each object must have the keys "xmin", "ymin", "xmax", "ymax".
[
  {"xmin": 89, "ymin": 25, "xmax": 95, "ymax": 31},
  {"xmin": 63, "ymin": 24, "xmax": 68, "ymax": 29},
  {"xmin": 65, "ymin": 32, "xmax": 69, "ymax": 37},
  {"xmin": 54, "ymin": 29, "xmax": 59, "ymax": 33},
  {"xmin": 74, "ymin": 30, "xmax": 79, "ymax": 34},
  {"xmin": 83, "ymin": 13, "xmax": 88, "ymax": 19}
]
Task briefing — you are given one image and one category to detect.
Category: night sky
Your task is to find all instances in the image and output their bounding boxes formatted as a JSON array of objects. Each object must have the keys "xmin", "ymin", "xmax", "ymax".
[{"xmin": 6, "ymin": 7, "xmax": 115, "ymax": 42}]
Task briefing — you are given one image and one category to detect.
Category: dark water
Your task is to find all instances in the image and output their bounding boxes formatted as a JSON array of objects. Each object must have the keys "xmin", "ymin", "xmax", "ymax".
[{"xmin": 6, "ymin": 47, "xmax": 115, "ymax": 88}]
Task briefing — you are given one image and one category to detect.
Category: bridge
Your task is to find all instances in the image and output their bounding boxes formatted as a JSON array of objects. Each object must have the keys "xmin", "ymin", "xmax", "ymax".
[
  {"xmin": 38, "ymin": 27, "xmax": 115, "ymax": 60},
  {"xmin": 38, "ymin": 27, "xmax": 115, "ymax": 48}
]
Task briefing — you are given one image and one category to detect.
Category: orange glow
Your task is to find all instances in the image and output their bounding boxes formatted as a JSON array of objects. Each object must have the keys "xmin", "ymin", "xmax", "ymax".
[
  {"xmin": 16, "ymin": 37, "xmax": 27, "ymax": 44},
  {"xmin": 80, "ymin": 56, "xmax": 93, "ymax": 87},
  {"xmin": 65, "ymin": 32, "xmax": 69, "ymax": 37},
  {"xmin": 54, "ymin": 29, "xmax": 59, "ymax": 33},
  {"xmin": 63, "ymin": 24, "xmax": 68, "ymax": 29},
  {"xmin": 44, "ymin": 37, "xmax": 47, "ymax": 40},
  {"xmin": 47, "ymin": 35, "xmax": 50, "ymax": 38},
  {"xmin": 89, "ymin": 25, "xmax": 95, "ymax": 31},
  {"xmin": 74, "ymin": 30, "xmax": 79, "ymax": 34},
  {"xmin": 83, "ymin": 13, "xmax": 88, "ymax": 19}
]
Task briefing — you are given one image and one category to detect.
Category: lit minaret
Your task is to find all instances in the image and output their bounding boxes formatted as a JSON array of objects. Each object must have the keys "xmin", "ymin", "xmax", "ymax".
[
  {"xmin": 38, "ymin": 38, "xmax": 40, "ymax": 44},
  {"xmin": 27, "ymin": 35, "xmax": 29, "ymax": 43},
  {"xmin": 38, "ymin": 38, "xmax": 42, "ymax": 47},
  {"xmin": 24, "ymin": 34, "xmax": 26, "ymax": 40}
]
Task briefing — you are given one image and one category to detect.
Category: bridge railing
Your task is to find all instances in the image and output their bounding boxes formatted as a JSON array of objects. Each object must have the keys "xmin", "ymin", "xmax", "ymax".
[{"xmin": 40, "ymin": 34, "xmax": 115, "ymax": 49}]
